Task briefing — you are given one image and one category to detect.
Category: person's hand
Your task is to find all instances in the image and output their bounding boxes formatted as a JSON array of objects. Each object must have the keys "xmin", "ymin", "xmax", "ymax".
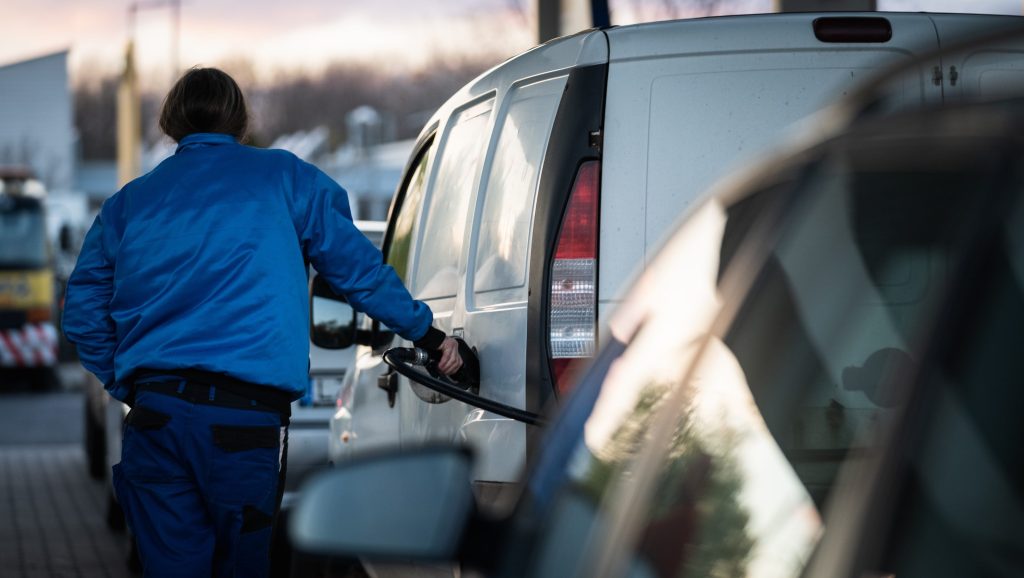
[{"xmin": 436, "ymin": 336, "xmax": 464, "ymax": 376}]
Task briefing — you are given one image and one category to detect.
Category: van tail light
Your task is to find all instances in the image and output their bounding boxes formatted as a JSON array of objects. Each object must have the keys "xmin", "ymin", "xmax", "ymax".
[
  {"xmin": 549, "ymin": 160, "xmax": 600, "ymax": 397},
  {"xmin": 813, "ymin": 17, "xmax": 892, "ymax": 43}
]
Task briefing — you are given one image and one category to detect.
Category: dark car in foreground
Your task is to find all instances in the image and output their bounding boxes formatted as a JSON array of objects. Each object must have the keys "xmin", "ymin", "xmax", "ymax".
[{"xmin": 289, "ymin": 37, "xmax": 1024, "ymax": 578}]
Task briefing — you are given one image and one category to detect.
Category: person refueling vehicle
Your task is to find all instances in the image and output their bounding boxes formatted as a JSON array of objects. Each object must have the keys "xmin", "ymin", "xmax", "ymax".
[{"xmin": 62, "ymin": 67, "xmax": 463, "ymax": 578}]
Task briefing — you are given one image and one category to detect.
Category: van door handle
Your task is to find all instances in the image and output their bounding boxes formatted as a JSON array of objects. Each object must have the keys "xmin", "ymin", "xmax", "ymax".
[{"xmin": 377, "ymin": 369, "xmax": 397, "ymax": 408}]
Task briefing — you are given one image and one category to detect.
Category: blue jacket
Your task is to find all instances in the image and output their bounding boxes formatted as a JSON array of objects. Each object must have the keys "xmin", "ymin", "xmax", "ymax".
[{"xmin": 63, "ymin": 132, "xmax": 434, "ymax": 402}]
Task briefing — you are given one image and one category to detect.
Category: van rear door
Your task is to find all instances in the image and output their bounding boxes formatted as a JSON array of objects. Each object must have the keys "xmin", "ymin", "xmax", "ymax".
[
  {"xmin": 600, "ymin": 13, "xmax": 942, "ymax": 307},
  {"xmin": 927, "ymin": 14, "xmax": 1024, "ymax": 103},
  {"xmin": 395, "ymin": 31, "xmax": 609, "ymax": 486}
]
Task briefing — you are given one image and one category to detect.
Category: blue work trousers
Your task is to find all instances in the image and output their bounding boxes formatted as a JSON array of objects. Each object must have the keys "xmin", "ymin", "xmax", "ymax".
[{"xmin": 112, "ymin": 387, "xmax": 288, "ymax": 578}]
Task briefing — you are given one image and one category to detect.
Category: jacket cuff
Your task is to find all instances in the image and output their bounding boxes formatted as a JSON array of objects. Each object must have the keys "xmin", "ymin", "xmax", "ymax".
[{"xmin": 413, "ymin": 326, "xmax": 446, "ymax": 350}]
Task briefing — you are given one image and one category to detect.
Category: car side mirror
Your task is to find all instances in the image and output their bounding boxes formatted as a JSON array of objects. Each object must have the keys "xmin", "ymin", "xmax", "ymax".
[
  {"xmin": 290, "ymin": 446, "xmax": 476, "ymax": 561},
  {"xmin": 310, "ymin": 275, "xmax": 357, "ymax": 349}
]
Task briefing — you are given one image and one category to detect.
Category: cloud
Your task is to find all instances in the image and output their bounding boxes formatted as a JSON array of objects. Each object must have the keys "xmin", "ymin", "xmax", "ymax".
[{"xmin": 0, "ymin": 0, "xmax": 529, "ymax": 84}]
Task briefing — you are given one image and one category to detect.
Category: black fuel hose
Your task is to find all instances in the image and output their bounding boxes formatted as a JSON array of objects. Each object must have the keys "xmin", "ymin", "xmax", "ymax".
[{"xmin": 382, "ymin": 346, "xmax": 548, "ymax": 427}]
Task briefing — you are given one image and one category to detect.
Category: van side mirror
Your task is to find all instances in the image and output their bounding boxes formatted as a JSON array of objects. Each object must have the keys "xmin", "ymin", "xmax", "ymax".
[
  {"xmin": 59, "ymin": 224, "xmax": 74, "ymax": 253},
  {"xmin": 310, "ymin": 275, "xmax": 357, "ymax": 349},
  {"xmin": 290, "ymin": 446, "xmax": 476, "ymax": 561}
]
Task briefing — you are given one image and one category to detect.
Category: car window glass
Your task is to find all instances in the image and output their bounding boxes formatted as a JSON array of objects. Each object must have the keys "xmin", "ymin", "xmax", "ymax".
[
  {"xmin": 0, "ymin": 198, "xmax": 48, "ymax": 267},
  {"xmin": 413, "ymin": 99, "xmax": 494, "ymax": 300},
  {"xmin": 876, "ymin": 175, "xmax": 1024, "ymax": 578},
  {"xmin": 473, "ymin": 76, "xmax": 566, "ymax": 297},
  {"xmin": 386, "ymin": 140, "xmax": 434, "ymax": 283}
]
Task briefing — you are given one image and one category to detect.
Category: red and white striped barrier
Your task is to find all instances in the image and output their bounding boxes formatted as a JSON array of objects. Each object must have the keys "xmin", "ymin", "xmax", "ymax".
[{"xmin": 0, "ymin": 323, "xmax": 58, "ymax": 367}]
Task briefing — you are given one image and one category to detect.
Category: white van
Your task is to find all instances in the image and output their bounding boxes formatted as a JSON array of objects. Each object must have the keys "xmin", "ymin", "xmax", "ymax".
[{"xmin": 324, "ymin": 13, "xmax": 1024, "ymax": 491}]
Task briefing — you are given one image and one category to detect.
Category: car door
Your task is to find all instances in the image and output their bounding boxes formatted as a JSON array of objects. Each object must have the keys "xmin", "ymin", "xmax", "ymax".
[
  {"xmin": 459, "ymin": 73, "xmax": 570, "ymax": 483},
  {"xmin": 600, "ymin": 13, "xmax": 942, "ymax": 303}
]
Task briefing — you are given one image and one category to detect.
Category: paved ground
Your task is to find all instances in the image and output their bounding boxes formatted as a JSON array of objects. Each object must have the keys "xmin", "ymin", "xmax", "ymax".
[{"xmin": 0, "ymin": 370, "xmax": 135, "ymax": 578}]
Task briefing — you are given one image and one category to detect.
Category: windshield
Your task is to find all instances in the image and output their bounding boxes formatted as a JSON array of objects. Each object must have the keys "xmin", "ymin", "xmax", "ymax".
[
  {"xmin": 518, "ymin": 131, "xmax": 1020, "ymax": 578},
  {"xmin": 0, "ymin": 197, "xmax": 48, "ymax": 268}
]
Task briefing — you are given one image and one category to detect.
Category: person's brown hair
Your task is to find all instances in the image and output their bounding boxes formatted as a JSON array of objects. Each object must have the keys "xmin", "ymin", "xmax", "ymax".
[{"xmin": 159, "ymin": 67, "xmax": 249, "ymax": 143}]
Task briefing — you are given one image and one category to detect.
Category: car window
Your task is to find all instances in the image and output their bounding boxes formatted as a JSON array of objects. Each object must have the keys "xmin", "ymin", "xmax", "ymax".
[
  {"xmin": 0, "ymin": 197, "xmax": 48, "ymax": 268},
  {"xmin": 413, "ymin": 98, "xmax": 494, "ymax": 300},
  {"xmin": 872, "ymin": 171, "xmax": 1024, "ymax": 578},
  {"xmin": 520, "ymin": 134, "xmax": 1015, "ymax": 578},
  {"xmin": 386, "ymin": 139, "xmax": 434, "ymax": 283},
  {"xmin": 472, "ymin": 76, "xmax": 566, "ymax": 299}
]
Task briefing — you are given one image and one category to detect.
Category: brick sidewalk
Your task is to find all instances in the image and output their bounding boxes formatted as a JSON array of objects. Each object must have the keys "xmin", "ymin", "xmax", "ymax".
[{"xmin": 0, "ymin": 445, "xmax": 134, "ymax": 578}]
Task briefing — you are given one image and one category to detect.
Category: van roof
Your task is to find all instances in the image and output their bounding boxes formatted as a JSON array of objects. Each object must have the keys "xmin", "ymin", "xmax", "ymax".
[
  {"xmin": 415, "ymin": 28, "xmax": 608, "ymax": 144},
  {"xmin": 415, "ymin": 11, "xmax": 1015, "ymax": 148},
  {"xmin": 603, "ymin": 12, "xmax": 1017, "ymax": 60}
]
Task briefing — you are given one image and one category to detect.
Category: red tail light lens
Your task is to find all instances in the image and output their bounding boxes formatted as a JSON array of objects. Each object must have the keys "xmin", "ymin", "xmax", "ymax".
[{"xmin": 549, "ymin": 160, "xmax": 600, "ymax": 396}]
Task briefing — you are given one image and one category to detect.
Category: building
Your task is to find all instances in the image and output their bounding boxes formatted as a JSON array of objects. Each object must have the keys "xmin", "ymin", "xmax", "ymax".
[{"xmin": 0, "ymin": 51, "xmax": 75, "ymax": 192}]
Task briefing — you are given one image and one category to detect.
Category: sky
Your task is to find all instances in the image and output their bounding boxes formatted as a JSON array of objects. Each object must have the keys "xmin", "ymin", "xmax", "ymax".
[
  {"xmin": 1, "ymin": 0, "xmax": 1020, "ymax": 88},
  {"xmin": 2, "ymin": 0, "xmax": 532, "ymax": 87}
]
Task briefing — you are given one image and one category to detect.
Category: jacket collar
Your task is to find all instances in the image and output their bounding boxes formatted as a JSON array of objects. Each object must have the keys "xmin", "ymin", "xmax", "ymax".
[{"xmin": 176, "ymin": 132, "xmax": 238, "ymax": 153}]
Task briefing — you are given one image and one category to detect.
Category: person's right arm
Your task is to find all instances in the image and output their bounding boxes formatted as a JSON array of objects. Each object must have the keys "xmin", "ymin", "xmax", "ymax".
[{"xmin": 294, "ymin": 163, "xmax": 460, "ymax": 371}]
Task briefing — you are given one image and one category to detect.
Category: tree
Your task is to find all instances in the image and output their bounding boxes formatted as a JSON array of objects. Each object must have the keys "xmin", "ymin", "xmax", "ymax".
[{"xmin": 74, "ymin": 76, "xmax": 118, "ymax": 161}]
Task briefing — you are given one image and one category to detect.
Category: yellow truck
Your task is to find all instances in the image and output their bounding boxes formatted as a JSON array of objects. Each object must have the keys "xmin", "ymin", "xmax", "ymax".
[{"xmin": 0, "ymin": 168, "xmax": 58, "ymax": 386}]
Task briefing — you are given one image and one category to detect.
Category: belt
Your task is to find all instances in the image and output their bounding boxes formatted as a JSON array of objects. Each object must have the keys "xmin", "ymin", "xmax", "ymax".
[{"xmin": 132, "ymin": 368, "xmax": 293, "ymax": 417}]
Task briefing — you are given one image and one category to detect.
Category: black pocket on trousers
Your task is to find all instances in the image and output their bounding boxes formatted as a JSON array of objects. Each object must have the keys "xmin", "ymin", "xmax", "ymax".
[
  {"xmin": 211, "ymin": 425, "xmax": 279, "ymax": 452},
  {"xmin": 125, "ymin": 406, "xmax": 171, "ymax": 430},
  {"xmin": 241, "ymin": 505, "xmax": 275, "ymax": 533}
]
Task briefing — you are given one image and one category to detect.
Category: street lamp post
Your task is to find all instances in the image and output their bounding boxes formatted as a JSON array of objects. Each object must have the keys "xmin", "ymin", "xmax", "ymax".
[
  {"xmin": 119, "ymin": 0, "xmax": 181, "ymax": 186},
  {"xmin": 128, "ymin": 0, "xmax": 182, "ymax": 83}
]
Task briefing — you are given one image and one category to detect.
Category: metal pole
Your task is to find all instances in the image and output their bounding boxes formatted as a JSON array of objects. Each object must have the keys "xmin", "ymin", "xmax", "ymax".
[
  {"xmin": 537, "ymin": 0, "xmax": 610, "ymax": 43},
  {"xmin": 129, "ymin": 0, "xmax": 181, "ymax": 83},
  {"xmin": 591, "ymin": 0, "xmax": 610, "ymax": 28},
  {"xmin": 537, "ymin": 0, "xmax": 559, "ymax": 43},
  {"xmin": 171, "ymin": 0, "xmax": 180, "ymax": 82}
]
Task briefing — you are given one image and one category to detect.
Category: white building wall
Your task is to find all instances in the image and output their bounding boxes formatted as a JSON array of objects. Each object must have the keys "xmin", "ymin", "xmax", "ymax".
[{"xmin": 0, "ymin": 51, "xmax": 75, "ymax": 190}]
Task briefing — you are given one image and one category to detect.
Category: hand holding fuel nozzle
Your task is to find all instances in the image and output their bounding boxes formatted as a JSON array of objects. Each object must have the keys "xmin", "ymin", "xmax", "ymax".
[
  {"xmin": 406, "ymin": 335, "xmax": 480, "ymax": 392},
  {"xmin": 435, "ymin": 337, "xmax": 463, "ymax": 375},
  {"xmin": 386, "ymin": 337, "xmax": 544, "ymax": 421}
]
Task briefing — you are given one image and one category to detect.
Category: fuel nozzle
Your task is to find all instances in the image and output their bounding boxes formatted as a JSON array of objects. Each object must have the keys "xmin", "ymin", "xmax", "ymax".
[{"xmin": 414, "ymin": 337, "xmax": 480, "ymax": 393}]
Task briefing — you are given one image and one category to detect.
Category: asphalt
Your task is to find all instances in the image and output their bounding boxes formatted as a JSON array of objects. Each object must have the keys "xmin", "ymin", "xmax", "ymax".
[{"xmin": 0, "ymin": 367, "xmax": 135, "ymax": 578}]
